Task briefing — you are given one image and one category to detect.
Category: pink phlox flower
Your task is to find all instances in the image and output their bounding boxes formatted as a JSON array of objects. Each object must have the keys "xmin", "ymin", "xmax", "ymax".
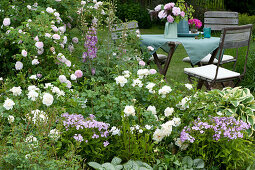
[{"xmin": 167, "ymin": 15, "xmax": 174, "ymax": 23}]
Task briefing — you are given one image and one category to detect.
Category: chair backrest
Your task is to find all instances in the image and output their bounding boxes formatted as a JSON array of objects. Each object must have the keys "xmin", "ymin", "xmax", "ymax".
[
  {"xmin": 204, "ymin": 11, "xmax": 238, "ymax": 31},
  {"xmin": 110, "ymin": 21, "xmax": 139, "ymax": 40},
  {"xmin": 214, "ymin": 24, "xmax": 253, "ymax": 80}
]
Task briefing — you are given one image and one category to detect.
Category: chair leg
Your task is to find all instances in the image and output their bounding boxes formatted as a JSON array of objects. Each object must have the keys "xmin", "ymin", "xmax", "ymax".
[
  {"xmin": 197, "ymin": 79, "xmax": 204, "ymax": 89},
  {"xmin": 188, "ymin": 75, "xmax": 193, "ymax": 84},
  {"xmin": 234, "ymin": 78, "xmax": 241, "ymax": 87},
  {"xmin": 221, "ymin": 82, "xmax": 225, "ymax": 88},
  {"xmin": 204, "ymin": 81, "xmax": 212, "ymax": 91}
]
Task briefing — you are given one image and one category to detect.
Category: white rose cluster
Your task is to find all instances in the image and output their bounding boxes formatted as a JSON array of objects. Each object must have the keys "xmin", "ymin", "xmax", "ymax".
[
  {"xmin": 25, "ymin": 135, "xmax": 38, "ymax": 148},
  {"xmin": 8, "ymin": 115, "xmax": 15, "ymax": 124},
  {"xmin": 15, "ymin": 61, "xmax": 23, "ymax": 70},
  {"xmin": 147, "ymin": 105, "xmax": 157, "ymax": 115},
  {"xmin": 122, "ymin": 70, "xmax": 131, "ymax": 78},
  {"xmin": 146, "ymin": 82, "xmax": 156, "ymax": 93},
  {"xmin": 58, "ymin": 74, "xmax": 72, "ymax": 88},
  {"xmin": 123, "ymin": 105, "xmax": 135, "ymax": 116},
  {"xmin": 153, "ymin": 118, "xmax": 181, "ymax": 142},
  {"xmin": 57, "ymin": 53, "xmax": 72, "ymax": 67},
  {"xmin": 137, "ymin": 69, "xmax": 150, "ymax": 79},
  {"xmin": 52, "ymin": 86, "xmax": 65, "ymax": 97},
  {"xmin": 42, "ymin": 93, "xmax": 54, "ymax": 106},
  {"xmin": 158, "ymin": 85, "xmax": 172, "ymax": 98},
  {"xmin": 10, "ymin": 86, "xmax": 22, "ymax": 96},
  {"xmin": 3, "ymin": 98, "xmax": 15, "ymax": 110},
  {"xmin": 131, "ymin": 78, "xmax": 143, "ymax": 87},
  {"xmin": 177, "ymin": 97, "xmax": 190, "ymax": 110},
  {"xmin": 115, "ymin": 76, "xmax": 127, "ymax": 87},
  {"xmin": 164, "ymin": 107, "xmax": 174, "ymax": 117}
]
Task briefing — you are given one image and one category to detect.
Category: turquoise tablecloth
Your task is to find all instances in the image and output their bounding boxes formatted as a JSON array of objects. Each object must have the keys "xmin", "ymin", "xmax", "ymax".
[{"xmin": 140, "ymin": 35, "xmax": 220, "ymax": 65}]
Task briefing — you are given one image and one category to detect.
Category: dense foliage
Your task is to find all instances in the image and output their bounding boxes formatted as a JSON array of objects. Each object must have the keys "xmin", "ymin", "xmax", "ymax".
[{"xmin": 0, "ymin": 0, "xmax": 255, "ymax": 169}]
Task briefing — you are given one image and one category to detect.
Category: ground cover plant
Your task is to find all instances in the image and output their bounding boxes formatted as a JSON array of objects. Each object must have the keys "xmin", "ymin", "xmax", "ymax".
[{"xmin": 0, "ymin": 0, "xmax": 255, "ymax": 169}]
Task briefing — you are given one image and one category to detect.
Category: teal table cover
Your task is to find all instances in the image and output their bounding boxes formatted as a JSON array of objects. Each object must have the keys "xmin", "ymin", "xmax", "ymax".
[{"xmin": 140, "ymin": 34, "xmax": 220, "ymax": 65}]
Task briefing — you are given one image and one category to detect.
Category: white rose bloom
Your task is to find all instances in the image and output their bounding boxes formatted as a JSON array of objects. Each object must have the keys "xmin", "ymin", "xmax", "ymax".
[
  {"xmin": 42, "ymin": 93, "xmax": 54, "ymax": 106},
  {"xmin": 28, "ymin": 85, "xmax": 39, "ymax": 91},
  {"xmin": 51, "ymin": 25, "xmax": 58, "ymax": 32},
  {"xmin": 124, "ymin": 105, "xmax": 135, "ymax": 116},
  {"xmin": 27, "ymin": 90, "xmax": 39, "ymax": 101},
  {"xmin": 46, "ymin": 7, "xmax": 54, "ymax": 13},
  {"xmin": 70, "ymin": 74, "xmax": 77, "ymax": 80},
  {"xmin": 154, "ymin": 4, "xmax": 162, "ymax": 11},
  {"xmin": 115, "ymin": 76, "xmax": 127, "ymax": 87},
  {"xmin": 65, "ymin": 80, "xmax": 72, "ymax": 88},
  {"xmin": 15, "ymin": 61, "xmax": 23, "ymax": 70},
  {"xmin": 3, "ymin": 98, "xmax": 15, "ymax": 110},
  {"xmin": 32, "ymin": 59, "xmax": 39, "ymax": 65},
  {"xmin": 52, "ymin": 34, "xmax": 60, "ymax": 40},
  {"xmin": 153, "ymin": 128, "xmax": 165, "ymax": 142},
  {"xmin": 54, "ymin": 12, "xmax": 60, "ymax": 17},
  {"xmin": 147, "ymin": 105, "xmax": 157, "ymax": 115},
  {"xmin": 52, "ymin": 86, "xmax": 61, "ymax": 94},
  {"xmin": 135, "ymin": 125, "xmax": 140, "ymax": 130},
  {"xmin": 177, "ymin": 97, "xmax": 190, "ymax": 110},
  {"xmin": 35, "ymin": 42, "xmax": 44, "ymax": 49},
  {"xmin": 44, "ymin": 83, "xmax": 53, "ymax": 89},
  {"xmin": 10, "ymin": 86, "xmax": 22, "ymax": 96},
  {"xmin": 146, "ymin": 82, "xmax": 155, "ymax": 90},
  {"xmin": 137, "ymin": 69, "xmax": 149, "ymax": 79},
  {"xmin": 29, "ymin": 75, "xmax": 37, "ymax": 80},
  {"xmin": 58, "ymin": 75, "xmax": 67, "ymax": 83},
  {"xmin": 45, "ymin": 33, "xmax": 51, "ymax": 38},
  {"xmin": 122, "ymin": 70, "xmax": 131, "ymax": 78},
  {"xmin": 164, "ymin": 107, "xmax": 174, "ymax": 117},
  {"xmin": 27, "ymin": 5, "xmax": 32, "ymax": 10},
  {"xmin": 161, "ymin": 121, "xmax": 174, "ymax": 136},
  {"xmin": 81, "ymin": 1, "xmax": 86, "ymax": 5},
  {"xmin": 65, "ymin": 60, "xmax": 71, "ymax": 67},
  {"xmin": 28, "ymin": 19, "xmax": 32, "ymax": 22},
  {"xmin": 3, "ymin": 18, "xmax": 11, "ymax": 26},
  {"xmin": 59, "ymin": 26, "xmax": 66, "ymax": 33},
  {"xmin": 49, "ymin": 129, "xmax": 61, "ymax": 141},
  {"xmin": 158, "ymin": 85, "xmax": 172, "ymax": 98},
  {"xmin": 8, "ymin": 115, "xmax": 15, "ymax": 124},
  {"xmin": 131, "ymin": 78, "xmax": 143, "ymax": 87},
  {"xmin": 185, "ymin": 83, "xmax": 193, "ymax": 90},
  {"xmin": 0, "ymin": 77, "xmax": 3, "ymax": 81},
  {"xmin": 25, "ymin": 135, "xmax": 38, "ymax": 148},
  {"xmin": 57, "ymin": 53, "xmax": 66, "ymax": 63},
  {"xmin": 173, "ymin": 117, "xmax": 181, "ymax": 126},
  {"xmin": 139, "ymin": 129, "xmax": 143, "ymax": 133},
  {"xmin": 21, "ymin": 50, "xmax": 27, "ymax": 57}
]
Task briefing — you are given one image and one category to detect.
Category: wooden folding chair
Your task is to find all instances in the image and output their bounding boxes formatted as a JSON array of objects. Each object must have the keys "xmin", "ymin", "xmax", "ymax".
[{"xmin": 184, "ymin": 24, "xmax": 253, "ymax": 90}]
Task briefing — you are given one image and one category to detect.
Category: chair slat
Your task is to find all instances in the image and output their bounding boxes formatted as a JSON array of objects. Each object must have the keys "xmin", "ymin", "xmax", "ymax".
[
  {"xmin": 204, "ymin": 11, "xmax": 238, "ymax": 18},
  {"xmin": 204, "ymin": 18, "xmax": 238, "ymax": 25},
  {"xmin": 223, "ymin": 40, "xmax": 249, "ymax": 49},
  {"xmin": 204, "ymin": 24, "xmax": 235, "ymax": 30}
]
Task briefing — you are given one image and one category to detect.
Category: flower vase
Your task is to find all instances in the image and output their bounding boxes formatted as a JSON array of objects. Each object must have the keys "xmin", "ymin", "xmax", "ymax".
[
  {"xmin": 177, "ymin": 19, "xmax": 189, "ymax": 34},
  {"xmin": 191, "ymin": 28, "xmax": 198, "ymax": 33},
  {"xmin": 164, "ymin": 22, "xmax": 177, "ymax": 39}
]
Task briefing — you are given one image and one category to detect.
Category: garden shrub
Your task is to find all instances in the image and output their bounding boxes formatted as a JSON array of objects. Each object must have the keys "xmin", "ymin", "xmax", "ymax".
[
  {"xmin": 239, "ymin": 13, "xmax": 255, "ymax": 38},
  {"xmin": 116, "ymin": 1, "xmax": 152, "ymax": 28}
]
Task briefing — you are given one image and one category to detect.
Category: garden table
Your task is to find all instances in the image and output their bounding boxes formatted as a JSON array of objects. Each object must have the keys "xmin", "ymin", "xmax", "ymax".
[{"xmin": 140, "ymin": 35, "xmax": 220, "ymax": 77}]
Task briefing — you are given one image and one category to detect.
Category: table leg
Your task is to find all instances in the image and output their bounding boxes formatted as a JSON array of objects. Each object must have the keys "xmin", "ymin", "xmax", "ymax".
[
  {"xmin": 162, "ymin": 44, "xmax": 176, "ymax": 77},
  {"xmin": 153, "ymin": 52, "xmax": 163, "ymax": 74}
]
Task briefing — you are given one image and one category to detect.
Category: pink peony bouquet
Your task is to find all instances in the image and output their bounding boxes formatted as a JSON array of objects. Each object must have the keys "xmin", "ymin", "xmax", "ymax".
[
  {"xmin": 154, "ymin": 2, "xmax": 186, "ymax": 23},
  {"xmin": 188, "ymin": 18, "xmax": 202, "ymax": 29}
]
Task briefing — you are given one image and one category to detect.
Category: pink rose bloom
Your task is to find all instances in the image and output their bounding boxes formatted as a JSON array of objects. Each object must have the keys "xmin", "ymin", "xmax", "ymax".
[
  {"xmin": 21, "ymin": 50, "xmax": 27, "ymax": 57},
  {"xmin": 167, "ymin": 15, "xmax": 174, "ymax": 23},
  {"xmin": 51, "ymin": 25, "xmax": 58, "ymax": 32},
  {"xmin": 169, "ymin": 3, "xmax": 175, "ymax": 8},
  {"xmin": 158, "ymin": 10, "xmax": 167, "ymax": 19},
  {"xmin": 172, "ymin": 7, "xmax": 181, "ymax": 16},
  {"xmin": 34, "ymin": 36, "xmax": 39, "ymax": 42},
  {"xmin": 154, "ymin": 5, "xmax": 162, "ymax": 12},
  {"xmin": 52, "ymin": 34, "xmax": 60, "ymax": 40},
  {"xmin": 75, "ymin": 70, "xmax": 83, "ymax": 78},
  {"xmin": 35, "ymin": 42, "xmax": 44, "ymax": 49},
  {"xmin": 3, "ymin": 18, "xmax": 11, "ymax": 26},
  {"xmin": 164, "ymin": 3, "xmax": 172, "ymax": 10},
  {"xmin": 149, "ymin": 69, "xmax": 157, "ymax": 74},
  {"xmin": 180, "ymin": 11, "xmax": 185, "ymax": 18},
  {"xmin": 139, "ymin": 60, "xmax": 146, "ymax": 66}
]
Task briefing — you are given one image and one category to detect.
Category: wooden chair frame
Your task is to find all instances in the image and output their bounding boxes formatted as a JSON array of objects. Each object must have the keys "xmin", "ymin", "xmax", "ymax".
[{"xmin": 185, "ymin": 24, "xmax": 253, "ymax": 90}]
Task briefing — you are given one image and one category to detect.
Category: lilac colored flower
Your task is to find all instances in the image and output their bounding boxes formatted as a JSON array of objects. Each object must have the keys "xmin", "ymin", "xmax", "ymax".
[
  {"xmin": 164, "ymin": 3, "xmax": 172, "ymax": 10},
  {"xmin": 167, "ymin": 15, "xmax": 174, "ymax": 23},
  {"xmin": 75, "ymin": 70, "xmax": 83, "ymax": 78},
  {"xmin": 91, "ymin": 68, "xmax": 96, "ymax": 75},
  {"xmin": 73, "ymin": 134, "xmax": 83, "ymax": 142},
  {"xmin": 103, "ymin": 141, "xmax": 109, "ymax": 147}
]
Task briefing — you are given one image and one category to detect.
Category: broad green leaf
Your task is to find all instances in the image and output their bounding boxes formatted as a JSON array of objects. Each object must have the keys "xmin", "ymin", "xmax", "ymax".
[
  {"xmin": 111, "ymin": 157, "xmax": 122, "ymax": 165},
  {"xmin": 116, "ymin": 165, "xmax": 123, "ymax": 170},
  {"xmin": 182, "ymin": 156, "xmax": 193, "ymax": 168},
  {"xmin": 193, "ymin": 159, "xmax": 205, "ymax": 168},
  {"xmin": 248, "ymin": 116, "xmax": 254, "ymax": 125},
  {"xmin": 102, "ymin": 163, "xmax": 116, "ymax": 170},
  {"xmin": 230, "ymin": 100, "xmax": 239, "ymax": 107},
  {"xmin": 88, "ymin": 162, "xmax": 103, "ymax": 170}
]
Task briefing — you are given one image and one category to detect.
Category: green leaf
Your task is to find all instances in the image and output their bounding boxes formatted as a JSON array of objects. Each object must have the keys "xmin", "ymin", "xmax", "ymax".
[
  {"xmin": 111, "ymin": 157, "xmax": 122, "ymax": 165},
  {"xmin": 88, "ymin": 162, "xmax": 103, "ymax": 170},
  {"xmin": 102, "ymin": 163, "xmax": 116, "ymax": 170},
  {"xmin": 116, "ymin": 165, "xmax": 123, "ymax": 170},
  {"xmin": 124, "ymin": 160, "xmax": 139, "ymax": 170},
  {"xmin": 230, "ymin": 100, "xmax": 239, "ymax": 107},
  {"xmin": 248, "ymin": 116, "xmax": 254, "ymax": 125},
  {"xmin": 182, "ymin": 156, "xmax": 193, "ymax": 168},
  {"xmin": 193, "ymin": 159, "xmax": 205, "ymax": 168}
]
